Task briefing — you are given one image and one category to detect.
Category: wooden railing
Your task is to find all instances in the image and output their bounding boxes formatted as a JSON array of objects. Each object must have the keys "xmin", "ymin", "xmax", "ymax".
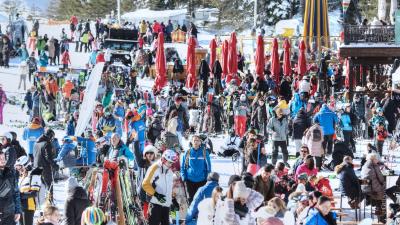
[{"xmin": 343, "ymin": 25, "xmax": 395, "ymax": 45}]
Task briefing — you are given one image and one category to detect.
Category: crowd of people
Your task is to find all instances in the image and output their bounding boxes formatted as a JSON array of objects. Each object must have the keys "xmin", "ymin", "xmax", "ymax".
[{"xmin": 0, "ymin": 14, "xmax": 399, "ymax": 225}]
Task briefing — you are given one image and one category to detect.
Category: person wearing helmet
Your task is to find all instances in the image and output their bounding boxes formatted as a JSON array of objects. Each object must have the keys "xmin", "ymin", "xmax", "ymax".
[
  {"xmin": 127, "ymin": 109, "xmax": 146, "ymax": 152},
  {"xmin": 339, "ymin": 103, "xmax": 357, "ymax": 152},
  {"xmin": 0, "ymin": 151, "xmax": 22, "ymax": 225},
  {"xmin": 234, "ymin": 93, "xmax": 250, "ymax": 138},
  {"xmin": 96, "ymin": 106, "xmax": 116, "ymax": 137},
  {"xmin": 15, "ymin": 155, "xmax": 42, "ymax": 225},
  {"xmin": 1, "ymin": 132, "xmax": 17, "ymax": 168},
  {"xmin": 147, "ymin": 111, "xmax": 164, "ymax": 144},
  {"xmin": 33, "ymin": 128, "xmax": 58, "ymax": 201},
  {"xmin": 142, "ymin": 149, "xmax": 176, "ymax": 225},
  {"xmin": 109, "ymin": 133, "xmax": 134, "ymax": 162}
]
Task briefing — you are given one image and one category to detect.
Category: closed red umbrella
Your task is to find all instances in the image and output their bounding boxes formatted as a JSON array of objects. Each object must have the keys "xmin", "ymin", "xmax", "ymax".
[
  {"xmin": 283, "ymin": 38, "xmax": 291, "ymax": 77},
  {"xmin": 209, "ymin": 39, "xmax": 217, "ymax": 77},
  {"xmin": 271, "ymin": 38, "xmax": 280, "ymax": 85},
  {"xmin": 255, "ymin": 35, "xmax": 265, "ymax": 80},
  {"xmin": 297, "ymin": 39, "xmax": 307, "ymax": 78},
  {"xmin": 226, "ymin": 32, "xmax": 238, "ymax": 84},
  {"xmin": 153, "ymin": 32, "xmax": 167, "ymax": 92},
  {"xmin": 345, "ymin": 58, "xmax": 350, "ymax": 88},
  {"xmin": 221, "ymin": 40, "xmax": 229, "ymax": 80},
  {"xmin": 185, "ymin": 36, "xmax": 197, "ymax": 91}
]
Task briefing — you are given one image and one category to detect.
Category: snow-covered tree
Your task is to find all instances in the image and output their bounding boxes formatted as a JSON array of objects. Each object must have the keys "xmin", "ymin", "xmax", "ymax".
[{"xmin": 257, "ymin": 0, "xmax": 298, "ymax": 26}]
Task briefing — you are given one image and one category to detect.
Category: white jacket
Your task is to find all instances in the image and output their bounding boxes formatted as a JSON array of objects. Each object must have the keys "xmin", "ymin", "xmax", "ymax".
[
  {"xmin": 167, "ymin": 117, "xmax": 178, "ymax": 135},
  {"xmin": 142, "ymin": 161, "xmax": 173, "ymax": 207},
  {"xmin": 197, "ymin": 198, "xmax": 216, "ymax": 225},
  {"xmin": 189, "ymin": 109, "xmax": 201, "ymax": 127},
  {"xmin": 299, "ymin": 80, "xmax": 311, "ymax": 93}
]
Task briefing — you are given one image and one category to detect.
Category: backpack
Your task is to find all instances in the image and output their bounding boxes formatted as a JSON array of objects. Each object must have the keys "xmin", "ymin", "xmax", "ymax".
[{"xmin": 311, "ymin": 127, "xmax": 322, "ymax": 142}]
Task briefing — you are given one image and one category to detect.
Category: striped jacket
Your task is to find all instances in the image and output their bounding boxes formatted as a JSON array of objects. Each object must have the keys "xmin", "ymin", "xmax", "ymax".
[
  {"xmin": 19, "ymin": 171, "xmax": 41, "ymax": 211},
  {"xmin": 142, "ymin": 160, "xmax": 173, "ymax": 207}
]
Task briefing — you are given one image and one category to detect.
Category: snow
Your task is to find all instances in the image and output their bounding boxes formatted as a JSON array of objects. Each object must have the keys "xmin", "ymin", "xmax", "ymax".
[{"xmin": 122, "ymin": 8, "xmax": 187, "ymax": 25}]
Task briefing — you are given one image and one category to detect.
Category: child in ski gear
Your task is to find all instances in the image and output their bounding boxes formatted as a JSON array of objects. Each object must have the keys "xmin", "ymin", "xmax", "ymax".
[
  {"xmin": 375, "ymin": 122, "xmax": 388, "ymax": 156},
  {"xmin": 369, "ymin": 107, "xmax": 388, "ymax": 130},
  {"xmin": 180, "ymin": 135, "xmax": 212, "ymax": 204},
  {"xmin": 142, "ymin": 149, "xmax": 177, "ymax": 225}
]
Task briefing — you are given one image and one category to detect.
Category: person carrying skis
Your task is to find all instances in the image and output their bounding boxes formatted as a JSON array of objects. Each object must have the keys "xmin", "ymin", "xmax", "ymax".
[
  {"xmin": 180, "ymin": 135, "xmax": 211, "ymax": 204},
  {"xmin": 142, "ymin": 149, "xmax": 177, "ymax": 225},
  {"xmin": 22, "ymin": 117, "xmax": 44, "ymax": 161}
]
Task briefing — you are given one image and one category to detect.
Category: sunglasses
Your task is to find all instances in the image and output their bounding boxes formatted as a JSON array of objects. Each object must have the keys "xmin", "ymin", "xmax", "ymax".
[{"xmin": 301, "ymin": 150, "xmax": 309, "ymax": 153}]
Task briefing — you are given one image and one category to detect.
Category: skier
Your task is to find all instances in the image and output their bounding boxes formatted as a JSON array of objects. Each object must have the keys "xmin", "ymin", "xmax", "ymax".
[
  {"xmin": 142, "ymin": 149, "xmax": 177, "ymax": 225},
  {"xmin": 219, "ymin": 129, "xmax": 241, "ymax": 157},
  {"xmin": 113, "ymin": 99, "xmax": 125, "ymax": 137},
  {"xmin": 22, "ymin": 117, "xmax": 44, "ymax": 161},
  {"xmin": 234, "ymin": 94, "xmax": 250, "ymax": 138},
  {"xmin": 313, "ymin": 104, "xmax": 338, "ymax": 155}
]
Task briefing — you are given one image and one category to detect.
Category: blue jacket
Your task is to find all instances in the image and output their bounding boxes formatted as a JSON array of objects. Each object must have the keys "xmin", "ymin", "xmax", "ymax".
[
  {"xmin": 128, "ymin": 119, "xmax": 146, "ymax": 143},
  {"xmin": 138, "ymin": 104, "xmax": 147, "ymax": 121},
  {"xmin": 22, "ymin": 124, "xmax": 44, "ymax": 155},
  {"xmin": 89, "ymin": 51, "xmax": 97, "ymax": 65},
  {"xmin": 76, "ymin": 136, "xmax": 96, "ymax": 165},
  {"xmin": 18, "ymin": 48, "xmax": 29, "ymax": 61},
  {"xmin": 56, "ymin": 142, "xmax": 76, "ymax": 161},
  {"xmin": 39, "ymin": 52, "xmax": 48, "ymax": 67},
  {"xmin": 66, "ymin": 119, "xmax": 75, "ymax": 136},
  {"xmin": 313, "ymin": 104, "xmax": 338, "ymax": 135},
  {"xmin": 340, "ymin": 112, "xmax": 353, "ymax": 131},
  {"xmin": 304, "ymin": 211, "xmax": 337, "ymax": 225},
  {"xmin": 186, "ymin": 181, "xmax": 219, "ymax": 223},
  {"xmin": 290, "ymin": 93, "xmax": 307, "ymax": 119},
  {"xmin": 97, "ymin": 115, "xmax": 116, "ymax": 137},
  {"xmin": 180, "ymin": 146, "xmax": 211, "ymax": 182}
]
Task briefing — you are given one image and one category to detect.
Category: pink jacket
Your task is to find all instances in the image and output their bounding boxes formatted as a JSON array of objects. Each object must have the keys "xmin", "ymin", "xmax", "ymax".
[
  {"xmin": 303, "ymin": 124, "xmax": 324, "ymax": 157},
  {"xmin": 295, "ymin": 163, "xmax": 318, "ymax": 180}
]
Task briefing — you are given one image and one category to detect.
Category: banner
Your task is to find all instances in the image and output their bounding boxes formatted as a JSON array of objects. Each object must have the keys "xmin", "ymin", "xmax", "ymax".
[{"xmin": 75, "ymin": 62, "xmax": 105, "ymax": 136}]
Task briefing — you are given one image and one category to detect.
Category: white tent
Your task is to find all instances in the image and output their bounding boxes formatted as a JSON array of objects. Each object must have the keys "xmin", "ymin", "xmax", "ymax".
[{"xmin": 122, "ymin": 8, "xmax": 187, "ymax": 25}]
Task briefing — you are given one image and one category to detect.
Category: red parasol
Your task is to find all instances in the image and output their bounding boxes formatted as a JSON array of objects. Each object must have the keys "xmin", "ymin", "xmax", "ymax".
[
  {"xmin": 297, "ymin": 39, "xmax": 307, "ymax": 78},
  {"xmin": 255, "ymin": 35, "xmax": 265, "ymax": 80},
  {"xmin": 185, "ymin": 36, "xmax": 197, "ymax": 91},
  {"xmin": 153, "ymin": 32, "xmax": 167, "ymax": 92},
  {"xmin": 271, "ymin": 38, "xmax": 280, "ymax": 85},
  {"xmin": 221, "ymin": 40, "xmax": 229, "ymax": 80},
  {"xmin": 283, "ymin": 38, "xmax": 291, "ymax": 77},
  {"xmin": 344, "ymin": 58, "xmax": 350, "ymax": 88},
  {"xmin": 209, "ymin": 39, "xmax": 217, "ymax": 77},
  {"xmin": 226, "ymin": 32, "xmax": 238, "ymax": 84}
]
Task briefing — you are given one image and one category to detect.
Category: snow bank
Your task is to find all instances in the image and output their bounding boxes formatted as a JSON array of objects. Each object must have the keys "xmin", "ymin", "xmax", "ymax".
[{"xmin": 122, "ymin": 8, "xmax": 187, "ymax": 25}]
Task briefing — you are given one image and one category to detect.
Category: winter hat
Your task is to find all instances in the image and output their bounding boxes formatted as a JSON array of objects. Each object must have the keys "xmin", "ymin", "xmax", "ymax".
[
  {"xmin": 228, "ymin": 175, "xmax": 241, "ymax": 186},
  {"xmin": 66, "ymin": 177, "xmax": 79, "ymax": 191},
  {"xmin": 207, "ymin": 172, "xmax": 220, "ymax": 182},
  {"xmin": 233, "ymin": 181, "xmax": 250, "ymax": 200},
  {"xmin": 143, "ymin": 145, "xmax": 157, "ymax": 156}
]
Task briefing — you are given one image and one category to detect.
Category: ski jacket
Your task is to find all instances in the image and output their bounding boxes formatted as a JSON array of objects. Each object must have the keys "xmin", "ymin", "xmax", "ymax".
[
  {"xmin": 193, "ymin": 198, "xmax": 216, "ymax": 225},
  {"xmin": 313, "ymin": 104, "xmax": 338, "ymax": 135},
  {"xmin": 33, "ymin": 135, "xmax": 58, "ymax": 171},
  {"xmin": 303, "ymin": 124, "xmax": 324, "ymax": 157},
  {"xmin": 97, "ymin": 115, "xmax": 116, "ymax": 136},
  {"xmin": 295, "ymin": 164, "xmax": 318, "ymax": 180},
  {"xmin": 290, "ymin": 93, "xmax": 307, "ymax": 119},
  {"xmin": 186, "ymin": 181, "xmax": 219, "ymax": 223},
  {"xmin": 18, "ymin": 169, "xmax": 41, "ymax": 211},
  {"xmin": 128, "ymin": 119, "xmax": 146, "ymax": 143},
  {"xmin": 304, "ymin": 211, "xmax": 337, "ymax": 225},
  {"xmin": 339, "ymin": 112, "xmax": 356, "ymax": 131},
  {"xmin": 180, "ymin": 146, "xmax": 211, "ymax": 183},
  {"xmin": 292, "ymin": 109, "xmax": 311, "ymax": 139},
  {"xmin": 62, "ymin": 80, "xmax": 74, "ymax": 99},
  {"xmin": 23, "ymin": 123, "xmax": 44, "ymax": 155},
  {"xmin": 369, "ymin": 115, "xmax": 387, "ymax": 129},
  {"xmin": 351, "ymin": 97, "xmax": 366, "ymax": 119},
  {"xmin": 75, "ymin": 136, "xmax": 96, "ymax": 165},
  {"xmin": 2, "ymin": 144, "xmax": 17, "ymax": 168},
  {"xmin": 234, "ymin": 100, "xmax": 249, "ymax": 116},
  {"xmin": 55, "ymin": 141, "xmax": 76, "ymax": 162},
  {"xmin": 0, "ymin": 167, "xmax": 21, "ymax": 217},
  {"xmin": 360, "ymin": 160, "xmax": 385, "ymax": 200},
  {"xmin": 267, "ymin": 117, "xmax": 289, "ymax": 141},
  {"xmin": 221, "ymin": 135, "xmax": 241, "ymax": 151},
  {"xmin": 109, "ymin": 141, "xmax": 134, "ymax": 162},
  {"xmin": 142, "ymin": 161, "xmax": 174, "ymax": 207},
  {"xmin": 18, "ymin": 47, "xmax": 29, "ymax": 61},
  {"xmin": 64, "ymin": 186, "xmax": 90, "ymax": 225}
]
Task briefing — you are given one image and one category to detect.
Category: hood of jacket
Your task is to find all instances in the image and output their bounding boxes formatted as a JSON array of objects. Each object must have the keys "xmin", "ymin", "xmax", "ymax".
[{"xmin": 68, "ymin": 186, "xmax": 88, "ymax": 200}]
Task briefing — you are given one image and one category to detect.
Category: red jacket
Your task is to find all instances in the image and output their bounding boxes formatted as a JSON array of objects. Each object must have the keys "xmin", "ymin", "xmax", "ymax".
[
  {"xmin": 152, "ymin": 22, "xmax": 161, "ymax": 34},
  {"xmin": 96, "ymin": 53, "xmax": 105, "ymax": 63},
  {"xmin": 61, "ymin": 52, "xmax": 70, "ymax": 65}
]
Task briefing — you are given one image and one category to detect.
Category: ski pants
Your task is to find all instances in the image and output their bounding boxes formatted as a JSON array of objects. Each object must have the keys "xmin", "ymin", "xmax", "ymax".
[
  {"xmin": 185, "ymin": 180, "xmax": 207, "ymax": 204},
  {"xmin": 322, "ymin": 134, "xmax": 334, "ymax": 155},
  {"xmin": 20, "ymin": 210, "xmax": 34, "ymax": 225},
  {"xmin": 375, "ymin": 140, "xmax": 384, "ymax": 156},
  {"xmin": 148, "ymin": 203, "xmax": 170, "ymax": 225},
  {"xmin": 234, "ymin": 115, "xmax": 247, "ymax": 138},
  {"xmin": 272, "ymin": 141, "xmax": 288, "ymax": 165}
]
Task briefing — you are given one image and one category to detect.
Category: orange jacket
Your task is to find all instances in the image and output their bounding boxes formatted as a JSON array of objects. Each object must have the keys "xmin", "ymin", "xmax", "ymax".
[
  {"xmin": 45, "ymin": 79, "xmax": 59, "ymax": 96},
  {"xmin": 62, "ymin": 81, "xmax": 74, "ymax": 98}
]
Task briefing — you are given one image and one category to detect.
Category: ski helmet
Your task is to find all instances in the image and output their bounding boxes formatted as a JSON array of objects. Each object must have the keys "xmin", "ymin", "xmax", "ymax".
[
  {"xmin": 81, "ymin": 206, "xmax": 106, "ymax": 225},
  {"xmin": 162, "ymin": 149, "xmax": 177, "ymax": 163},
  {"xmin": 240, "ymin": 94, "xmax": 247, "ymax": 102},
  {"xmin": 15, "ymin": 156, "xmax": 30, "ymax": 168}
]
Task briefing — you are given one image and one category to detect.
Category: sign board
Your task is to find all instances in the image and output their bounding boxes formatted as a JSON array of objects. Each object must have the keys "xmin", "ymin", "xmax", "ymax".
[{"xmin": 395, "ymin": 9, "xmax": 400, "ymax": 44}]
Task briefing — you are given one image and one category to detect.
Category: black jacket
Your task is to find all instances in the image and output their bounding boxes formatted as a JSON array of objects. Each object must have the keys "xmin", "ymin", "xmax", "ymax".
[
  {"xmin": 0, "ymin": 167, "xmax": 20, "ymax": 217},
  {"xmin": 1, "ymin": 144, "xmax": 17, "ymax": 169},
  {"xmin": 292, "ymin": 109, "xmax": 311, "ymax": 139},
  {"xmin": 332, "ymin": 142, "xmax": 354, "ymax": 167},
  {"xmin": 337, "ymin": 162, "xmax": 361, "ymax": 200},
  {"xmin": 212, "ymin": 60, "xmax": 222, "ymax": 80},
  {"xmin": 33, "ymin": 135, "xmax": 58, "ymax": 170},
  {"xmin": 64, "ymin": 186, "xmax": 90, "ymax": 225}
]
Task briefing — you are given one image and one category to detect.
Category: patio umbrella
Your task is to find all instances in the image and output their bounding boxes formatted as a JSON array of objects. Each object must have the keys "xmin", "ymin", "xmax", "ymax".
[
  {"xmin": 221, "ymin": 40, "xmax": 229, "ymax": 80},
  {"xmin": 185, "ymin": 36, "xmax": 197, "ymax": 91},
  {"xmin": 297, "ymin": 39, "xmax": 307, "ymax": 78},
  {"xmin": 209, "ymin": 38, "xmax": 217, "ymax": 76},
  {"xmin": 153, "ymin": 32, "xmax": 167, "ymax": 92},
  {"xmin": 283, "ymin": 38, "xmax": 291, "ymax": 77},
  {"xmin": 255, "ymin": 35, "xmax": 265, "ymax": 80},
  {"xmin": 271, "ymin": 38, "xmax": 280, "ymax": 85},
  {"xmin": 344, "ymin": 58, "xmax": 350, "ymax": 88},
  {"xmin": 226, "ymin": 32, "xmax": 238, "ymax": 84},
  {"xmin": 303, "ymin": 0, "xmax": 330, "ymax": 50}
]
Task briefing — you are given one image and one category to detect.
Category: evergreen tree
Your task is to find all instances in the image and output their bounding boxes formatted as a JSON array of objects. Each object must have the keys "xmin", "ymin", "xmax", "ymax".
[{"xmin": 257, "ymin": 0, "xmax": 298, "ymax": 26}]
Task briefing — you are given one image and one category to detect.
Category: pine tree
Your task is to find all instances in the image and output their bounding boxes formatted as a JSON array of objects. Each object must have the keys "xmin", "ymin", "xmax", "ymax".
[
  {"xmin": 257, "ymin": 0, "xmax": 298, "ymax": 26},
  {"xmin": 121, "ymin": 0, "xmax": 136, "ymax": 13},
  {"xmin": 47, "ymin": 0, "xmax": 60, "ymax": 19}
]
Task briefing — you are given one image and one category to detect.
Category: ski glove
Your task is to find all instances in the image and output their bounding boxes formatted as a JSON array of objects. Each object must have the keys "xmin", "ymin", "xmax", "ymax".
[{"xmin": 154, "ymin": 192, "xmax": 166, "ymax": 203}]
